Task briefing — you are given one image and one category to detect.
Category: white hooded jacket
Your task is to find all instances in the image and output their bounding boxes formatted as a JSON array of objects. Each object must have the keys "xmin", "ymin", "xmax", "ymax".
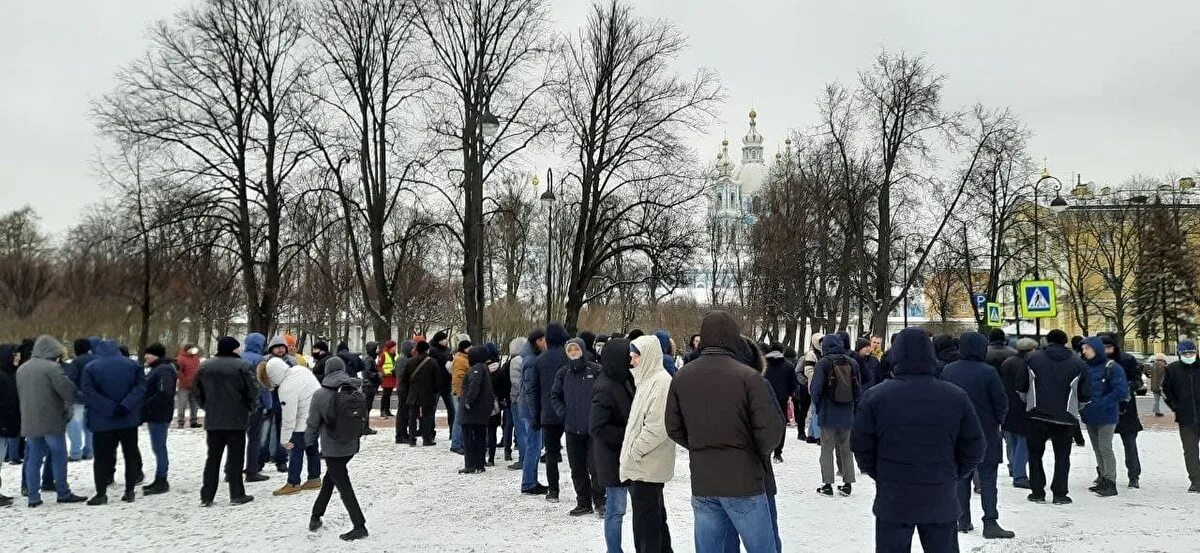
[
  {"xmin": 619, "ymin": 336, "xmax": 676, "ymax": 483},
  {"xmin": 264, "ymin": 357, "xmax": 320, "ymax": 441}
]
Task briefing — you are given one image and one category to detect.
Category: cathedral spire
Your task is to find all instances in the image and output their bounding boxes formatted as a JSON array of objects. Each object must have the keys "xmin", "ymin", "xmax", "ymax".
[{"xmin": 741, "ymin": 108, "xmax": 764, "ymax": 164}]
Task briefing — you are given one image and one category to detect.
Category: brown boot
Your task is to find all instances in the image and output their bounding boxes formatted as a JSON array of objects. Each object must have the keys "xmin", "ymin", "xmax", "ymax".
[
  {"xmin": 272, "ymin": 484, "xmax": 302, "ymax": 496},
  {"xmin": 300, "ymin": 478, "xmax": 322, "ymax": 491}
]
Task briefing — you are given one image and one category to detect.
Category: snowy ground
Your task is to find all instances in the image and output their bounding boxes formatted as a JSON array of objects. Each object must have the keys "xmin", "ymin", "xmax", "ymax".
[{"xmin": 2, "ymin": 405, "xmax": 1197, "ymax": 552}]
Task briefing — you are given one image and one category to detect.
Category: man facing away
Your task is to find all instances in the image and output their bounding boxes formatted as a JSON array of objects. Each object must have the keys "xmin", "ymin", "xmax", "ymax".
[
  {"xmin": 81, "ymin": 339, "xmax": 146, "ymax": 505},
  {"xmin": 196, "ymin": 336, "xmax": 258, "ymax": 506},
  {"xmin": 666, "ymin": 311, "xmax": 785, "ymax": 553},
  {"xmin": 15, "ymin": 336, "xmax": 87, "ymax": 507},
  {"xmin": 1019, "ymin": 329, "xmax": 1091, "ymax": 504},
  {"xmin": 852, "ymin": 327, "xmax": 985, "ymax": 553}
]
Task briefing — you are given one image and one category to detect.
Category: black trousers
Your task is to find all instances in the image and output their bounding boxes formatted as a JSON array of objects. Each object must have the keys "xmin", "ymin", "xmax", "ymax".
[
  {"xmin": 1119, "ymin": 430, "xmax": 1142, "ymax": 480},
  {"xmin": 462, "ymin": 424, "xmax": 488, "ymax": 470},
  {"xmin": 312, "ymin": 455, "xmax": 366, "ymax": 530},
  {"xmin": 874, "ymin": 520, "xmax": 958, "ymax": 553},
  {"xmin": 394, "ymin": 392, "xmax": 410, "ymax": 440},
  {"xmin": 565, "ymin": 431, "xmax": 604, "ymax": 509},
  {"xmin": 542, "ymin": 424, "xmax": 565, "ymax": 493},
  {"xmin": 487, "ymin": 413, "xmax": 502, "ymax": 464},
  {"xmin": 630, "ymin": 481, "xmax": 672, "ymax": 553},
  {"xmin": 793, "ymin": 392, "xmax": 811, "ymax": 439},
  {"xmin": 245, "ymin": 410, "xmax": 263, "ymax": 474},
  {"xmin": 774, "ymin": 400, "xmax": 788, "ymax": 455},
  {"xmin": 361, "ymin": 384, "xmax": 378, "ymax": 431},
  {"xmin": 93, "ymin": 427, "xmax": 142, "ymax": 495},
  {"xmin": 1027, "ymin": 420, "xmax": 1074, "ymax": 498},
  {"xmin": 439, "ymin": 391, "xmax": 456, "ymax": 440},
  {"xmin": 380, "ymin": 387, "xmax": 394, "ymax": 416},
  {"xmin": 202, "ymin": 429, "xmax": 246, "ymax": 502},
  {"xmin": 408, "ymin": 403, "xmax": 436, "ymax": 443}
]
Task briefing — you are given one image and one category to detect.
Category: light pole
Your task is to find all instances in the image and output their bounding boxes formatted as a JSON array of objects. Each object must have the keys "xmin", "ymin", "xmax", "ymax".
[
  {"xmin": 1031, "ymin": 169, "xmax": 1069, "ymax": 337},
  {"xmin": 895, "ymin": 235, "xmax": 925, "ymax": 328},
  {"xmin": 537, "ymin": 168, "xmax": 556, "ymax": 324}
]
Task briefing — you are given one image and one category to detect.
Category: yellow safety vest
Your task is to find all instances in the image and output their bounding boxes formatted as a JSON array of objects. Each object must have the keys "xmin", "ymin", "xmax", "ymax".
[{"xmin": 382, "ymin": 352, "xmax": 395, "ymax": 377}]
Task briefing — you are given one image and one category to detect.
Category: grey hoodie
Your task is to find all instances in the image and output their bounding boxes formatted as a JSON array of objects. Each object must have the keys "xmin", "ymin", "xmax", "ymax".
[
  {"xmin": 305, "ymin": 357, "xmax": 363, "ymax": 458},
  {"xmin": 15, "ymin": 336, "xmax": 75, "ymax": 437},
  {"xmin": 508, "ymin": 337, "xmax": 526, "ymax": 405}
]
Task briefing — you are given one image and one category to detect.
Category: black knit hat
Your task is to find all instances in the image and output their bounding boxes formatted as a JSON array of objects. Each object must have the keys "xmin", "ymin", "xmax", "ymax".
[
  {"xmin": 217, "ymin": 336, "xmax": 240, "ymax": 355},
  {"xmin": 145, "ymin": 343, "xmax": 167, "ymax": 358},
  {"xmin": 988, "ymin": 328, "xmax": 1007, "ymax": 343},
  {"xmin": 1047, "ymin": 329, "xmax": 1069, "ymax": 345},
  {"xmin": 313, "ymin": 341, "xmax": 329, "ymax": 353}
]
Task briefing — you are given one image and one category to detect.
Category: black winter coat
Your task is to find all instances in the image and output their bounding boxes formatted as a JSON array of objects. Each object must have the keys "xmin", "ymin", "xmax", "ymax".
[
  {"xmin": 400, "ymin": 354, "xmax": 438, "ymax": 408},
  {"xmin": 551, "ymin": 359, "xmax": 600, "ymax": 434},
  {"xmin": 852, "ymin": 328, "xmax": 985, "ymax": 525},
  {"xmin": 985, "ymin": 342, "xmax": 1018, "ymax": 371},
  {"xmin": 763, "ymin": 356, "xmax": 797, "ymax": 407},
  {"xmin": 458, "ymin": 347, "xmax": 495, "ymax": 427},
  {"xmin": 1163, "ymin": 360, "xmax": 1200, "ymax": 426},
  {"xmin": 0, "ymin": 345, "xmax": 20, "ymax": 438},
  {"xmin": 590, "ymin": 338, "xmax": 634, "ymax": 489},
  {"xmin": 1114, "ymin": 350, "xmax": 1143, "ymax": 435},
  {"xmin": 998, "ymin": 351, "xmax": 1033, "ymax": 435},
  {"xmin": 142, "ymin": 357, "xmax": 178, "ymax": 424},
  {"xmin": 194, "ymin": 354, "xmax": 257, "ymax": 431},
  {"xmin": 1021, "ymin": 344, "xmax": 1091, "ymax": 426},
  {"xmin": 491, "ymin": 361, "xmax": 512, "ymax": 411},
  {"xmin": 67, "ymin": 352, "xmax": 95, "ymax": 404},
  {"xmin": 337, "ymin": 350, "xmax": 364, "ymax": 379},
  {"xmin": 430, "ymin": 344, "xmax": 453, "ymax": 396},
  {"xmin": 940, "ymin": 333, "xmax": 1008, "ymax": 465}
]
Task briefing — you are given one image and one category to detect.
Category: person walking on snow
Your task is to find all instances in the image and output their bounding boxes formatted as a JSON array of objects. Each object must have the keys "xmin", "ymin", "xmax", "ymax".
[
  {"xmin": 141, "ymin": 343, "xmax": 177, "ymax": 496},
  {"xmin": 939, "ymin": 332, "xmax": 1014, "ymax": 539},
  {"xmin": 666, "ymin": 312, "xmax": 785, "ymax": 553},
  {"xmin": 552, "ymin": 337, "xmax": 604, "ymax": 515},
  {"xmin": 376, "ymin": 340, "xmax": 398, "ymax": 419},
  {"xmin": 260, "ymin": 356, "xmax": 322, "ymax": 496},
  {"xmin": 305, "ymin": 357, "xmax": 368, "ymax": 541},
  {"xmin": 852, "ymin": 328, "xmax": 985, "ymax": 553},
  {"xmin": 1079, "ymin": 337, "xmax": 1127, "ymax": 498},
  {"xmin": 14, "ymin": 336, "xmax": 87, "ymax": 507},
  {"xmin": 811, "ymin": 334, "xmax": 861, "ymax": 497},
  {"xmin": 1163, "ymin": 340, "xmax": 1200, "ymax": 493},
  {"xmin": 81, "ymin": 339, "xmax": 146, "ymax": 505}
]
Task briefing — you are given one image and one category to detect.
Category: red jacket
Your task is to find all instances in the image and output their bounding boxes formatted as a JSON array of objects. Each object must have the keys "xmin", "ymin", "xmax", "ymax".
[{"xmin": 176, "ymin": 349, "xmax": 201, "ymax": 390}]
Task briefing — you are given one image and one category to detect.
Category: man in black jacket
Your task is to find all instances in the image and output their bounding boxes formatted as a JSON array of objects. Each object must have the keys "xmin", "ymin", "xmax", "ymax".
[
  {"xmin": 359, "ymin": 342, "xmax": 380, "ymax": 435},
  {"xmin": 430, "ymin": 331, "xmax": 455, "ymax": 443},
  {"xmin": 852, "ymin": 327, "xmax": 985, "ymax": 553},
  {"xmin": 141, "ymin": 344, "xmax": 177, "ymax": 495},
  {"xmin": 527, "ymin": 322, "xmax": 571, "ymax": 502},
  {"xmin": 1019, "ymin": 329, "xmax": 1091, "ymax": 504},
  {"xmin": 401, "ymin": 341, "xmax": 439, "ymax": 446},
  {"xmin": 552, "ymin": 338, "xmax": 602, "ymax": 516},
  {"xmin": 985, "ymin": 330, "xmax": 1017, "ymax": 371},
  {"xmin": 999, "ymin": 338, "xmax": 1038, "ymax": 489},
  {"xmin": 590, "ymin": 337, "xmax": 633, "ymax": 547},
  {"xmin": 1101, "ymin": 334, "xmax": 1143, "ymax": 488},
  {"xmin": 195, "ymin": 337, "xmax": 258, "ymax": 506},
  {"xmin": 1163, "ymin": 340, "xmax": 1200, "ymax": 493},
  {"xmin": 762, "ymin": 343, "xmax": 796, "ymax": 462}
]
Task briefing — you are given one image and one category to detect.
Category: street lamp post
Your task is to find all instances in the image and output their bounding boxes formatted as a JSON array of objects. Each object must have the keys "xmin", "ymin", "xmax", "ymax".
[
  {"xmin": 896, "ymin": 236, "xmax": 926, "ymax": 329},
  {"xmin": 1031, "ymin": 169, "xmax": 1069, "ymax": 337},
  {"xmin": 538, "ymin": 168, "xmax": 557, "ymax": 324}
]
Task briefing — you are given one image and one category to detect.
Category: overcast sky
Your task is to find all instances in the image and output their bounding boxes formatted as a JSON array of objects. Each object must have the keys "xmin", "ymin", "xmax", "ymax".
[{"xmin": 3, "ymin": 0, "xmax": 1198, "ymax": 234}]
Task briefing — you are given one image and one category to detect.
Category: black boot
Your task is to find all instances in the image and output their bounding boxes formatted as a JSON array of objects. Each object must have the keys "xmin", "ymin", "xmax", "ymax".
[
  {"xmin": 982, "ymin": 520, "xmax": 1015, "ymax": 539},
  {"xmin": 958, "ymin": 521, "xmax": 974, "ymax": 534},
  {"xmin": 143, "ymin": 479, "xmax": 170, "ymax": 495},
  {"xmin": 340, "ymin": 527, "xmax": 369, "ymax": 541},
  {"xmin": 87, "ymin": 494, "xmax": 108, "ymax": 506},
  {"xmin": 569, "ymin": 505, "xmax": 594, "ymax": 516},
  {"xmin": 1094, "ymin": 478, "xmax": 1118, "ymax": 498},
  {"xmin": 121, "ymin": 489, "xmax": 136, "ymax": 503},
  {"xmin": 309, "ymin": 517, "xmax": 323, "ymax": 532},
  {"xmin": 837, "ymin": 483, "xmax": 852, "ymax": 497},
  {"xmin": 816, "ymin": 484, "xmax": 833, "ymax": 496}
]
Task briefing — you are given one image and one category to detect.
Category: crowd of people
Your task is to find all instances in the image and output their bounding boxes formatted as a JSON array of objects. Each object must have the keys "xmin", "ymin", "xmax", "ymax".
[{"xmin": 1, "ymin": 314, "xmax": 1199, "ymax": 552}]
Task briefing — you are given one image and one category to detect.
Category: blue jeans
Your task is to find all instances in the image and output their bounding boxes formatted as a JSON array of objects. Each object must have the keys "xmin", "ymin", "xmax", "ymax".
[
  {"xmin": 4, "ymin": 437, "xmax": 22, "ymax": 462},
  {"xmin": 807, "ymin": 406, "xmax": 821, "ymax": 440},
  {"xmin": 512, "ymin": 403, "xmax": 526, "ymax": 458},
  {"xmin": 24, "ymin": 434, "xmax": 71, "ymax": 504},
  {"xmin": 66, "ymin": 404, "xmax": 93, "ymax": 459},
  {"xmin": 148, "ymin": 422, "xmax": 170, "ymax": 479},
  {"xmin": 451, "ymin": 395, "xmax": 463, "ymax": 450},
  {"xmin": 287, "ymin": 431, "xmax": 320, "ymax": 486},
  {"xmin": 692, "ymin": 493, "xmax": 779, "ymax": 553},
  {"xmin": 1005, "ymin": 432, "xmax": 1028, "ymax": 483},
  {"xmin": 605, "ymin": 486, "xmax": 628, "ymax": 553},
  {"xmin": 520, "ymin": 411, "xmax": 543, "ymax": 491}
]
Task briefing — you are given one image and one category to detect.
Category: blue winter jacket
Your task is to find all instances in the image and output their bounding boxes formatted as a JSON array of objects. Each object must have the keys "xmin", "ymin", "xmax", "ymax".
[
  {"xmin": 1080, "ymin": 337, "xmax": 1128, "ymax": 427},
  {"xmin": 529, "ymin": 323, "xmax": 570, "ymax": 426},
  {"xmin": 655, "ymin": 330, "xmax": 677, "ymax": 376},
  {"xmin": 852, "ymin": 328, "xmax": 985, "ymax": 524},
  {"xmin": 240, "ymin": 333, "xmax": 272, "ymax": 414},
  {"xmin": 940, "ymin": 332, "xmax": 1008, "ymax": 465},
  {"xmin": 810, "ymin": 334, "xmax": 861, "ymax": 430},
  {"xmin": 81, "ymin": 340, "xmax": 146, "ymax": 432},
  {"xmin": 67, "ymin": 339, "xmax": 100, "ymax": 404},
  {"xmin": 520, "ymin": 342, "xmax": 540, "ymax": 421}
]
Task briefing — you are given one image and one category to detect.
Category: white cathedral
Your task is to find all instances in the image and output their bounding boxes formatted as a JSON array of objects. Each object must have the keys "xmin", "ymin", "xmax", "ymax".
[{"xmin": 691, "ymin": 108, "xmax": 789, "ymax": 301}]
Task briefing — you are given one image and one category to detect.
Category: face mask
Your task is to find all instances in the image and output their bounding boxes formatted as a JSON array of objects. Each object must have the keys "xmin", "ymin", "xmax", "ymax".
[{"xmin": 1182, "ymin": 355, "xmax": 1197, "ymax": 365}]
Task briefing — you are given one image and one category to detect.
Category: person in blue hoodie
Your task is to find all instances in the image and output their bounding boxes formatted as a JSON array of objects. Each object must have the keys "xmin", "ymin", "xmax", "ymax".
[
  {"xmin": 141, "ymin": 343, "xmax": 177, "ymax": 496},
  {"xmin": 1079, "ymin": 337, "xmax": 1128, "ymax": 498},
  {"xmin": 240, "ymin": 333, "xmax": 274, "ymax": 482},
  {"xmin": 81, "ymin": 340, "xmax": 146, "ymax": 505},
  {"xmin": 811, "ymin": 334, "xmax": 861, "ymax": 496},
  {"xmin": 519, "ymin": 328, "xmax": 547, "ymax": 494},
  {"xmin": 852, "ymin": 328, "xmax": 986, "ymax": 553},
  {"xmin": 654, "ymin": 330, "xmax": 677, "ymax": 376},
  {"xmin": 65, "ymin": 338, "xmax": 98, "ymax": 461},
  {"xmin": 940, "ymin": 332, "xmax": 1014, "ymax": 539},
  {"xmin": 528, "ymin": 322, "xmax": 570, "ymax": 502}
]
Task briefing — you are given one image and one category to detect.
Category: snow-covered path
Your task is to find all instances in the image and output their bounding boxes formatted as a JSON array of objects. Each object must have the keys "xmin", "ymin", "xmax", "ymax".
[{"xmin": 3, "ymin": 420, "xmax": 1196, "ymax": 552}]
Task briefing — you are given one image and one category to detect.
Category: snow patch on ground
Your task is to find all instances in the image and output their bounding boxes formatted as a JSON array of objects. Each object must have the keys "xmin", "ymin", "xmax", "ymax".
[{"xmin": 2, "ymin": 421, "xmax": 1196, "ymax": 552}]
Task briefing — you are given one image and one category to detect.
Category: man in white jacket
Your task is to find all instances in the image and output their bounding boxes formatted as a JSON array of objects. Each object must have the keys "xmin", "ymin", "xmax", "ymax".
[{"xmin": 259, "ymin": 357, "xmax": 321, "ymax": 496}]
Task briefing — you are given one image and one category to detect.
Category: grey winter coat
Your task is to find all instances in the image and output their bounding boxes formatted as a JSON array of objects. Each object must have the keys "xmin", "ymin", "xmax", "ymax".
[
  {"xmin": 15, "ymin": 336, "xmax": 75, "ymax": 438},
  {"xmin": 305, "ymin": 357, "xmax": 362, "ymax": 458}
]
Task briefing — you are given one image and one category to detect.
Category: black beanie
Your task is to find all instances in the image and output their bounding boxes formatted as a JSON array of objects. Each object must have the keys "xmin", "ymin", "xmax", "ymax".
[
  {"xmin": 988, "ymin": 329, "xmax": 1007, "ymax": 343},
  {"xmin": 313, "ymin": 341, "xmax": 329, "ymax": 353},
  {"xmin": 1047, "ymin": 329, "xmax": 1069, "ymax": 345},
  {"xmin": 73, "ymin": 338, "xmax": 91, "ymax": 356},
  {"xmin": 145, "ymin": 343, "xmax": 167, "ymax": 358},
  {"xmin": 217, "ymin": 336, "xmax": 240, "ymax": 355}
]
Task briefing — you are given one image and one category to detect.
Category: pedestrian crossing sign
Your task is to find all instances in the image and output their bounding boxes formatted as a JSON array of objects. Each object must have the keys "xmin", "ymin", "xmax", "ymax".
[
  {"xmin": 986, "ymin": 302, "xmax": 1002, "ymax": 327},
  {"xmin": 1018, "ymin": 280, "xmax": 1057, "ymax": 319}
]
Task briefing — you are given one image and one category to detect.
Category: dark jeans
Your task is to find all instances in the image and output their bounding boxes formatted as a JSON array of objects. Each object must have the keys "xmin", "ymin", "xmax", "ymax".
[
  {"xmin": 1119, "ymin": 431, "xmax": 1141, "ymax": 481},
  {"xmin": 395, "ymin": 392, "xmax": 409, "ymax": 440},
  {"xmin": 501, "ymin": 406, "xmax": 515, "ymax": 459},
  {"xmin": 93, "ymin": 427, "xmax": 142, "ymax": 495},
  {"xmin": 565, "ymin": 431, "xmax": 604, "ymax": 509},
  {"xmin": 362, "ymin": 384, "xmax": 378, "ymax": 431},
  {"xmin": 774, "ymin": 401, "xmax": 788, "ymax": 455},
  {"xmin": 958, "ymin": 463, "xmax": 999, "ymax": 524},
  {"xmin": 380, "ymin": 387, "xmax": 394, "ymax": 416},
  {"xmin": 287, "ymin": 431, "xmax": 321, "ymax": 486},
  {"xmin": 312, "ymin": 455, "xmax": 366, "ymax": 530},
  {"xmin": 1181, "ymin": 424, "xmax": 1200, "ymax": 487},
  {"xmin": 1027, "ymin": 420, "xmax": 1074, "ymax": 498},
  {"xmin": 793, "ymin": 393, "xmax": 811, "ymax": 439},
  {"xmin": 542, "ymin": 424, "xmax": 565, "ymax": 493},
  {"xmin": 408, "ymin": 403, "xmax": 436, "ymax": 443},
  {"xmin": 462, "ymin": 423, "xmax": 487, "ymax": 471},
  {"xmin": 874, "ymin": 520, "xmax": 958, "ymax": 553},
  {"xmin": 439, "ymin": 391, "xmax": 456, "ymax": 440},
  {"xmin": 630, "ymin": 481, "xmax": 672, "ymax": 553},
  {"xmin": 245, "ymin": 410, "xmax": 264, "ymax": 475},
  {"xmin": 202, "ymin": 429, "xmax": 247, "ymax": 502},
  {"xmin": 147, "ymin": 421, "xmax": 169, "ymax": 479}
]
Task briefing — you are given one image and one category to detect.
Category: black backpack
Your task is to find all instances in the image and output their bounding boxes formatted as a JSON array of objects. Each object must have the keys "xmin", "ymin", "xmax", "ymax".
[
  {"xmin": 827, "ymin": 355, "xmax": 857, "ymax": 404},
  {"xmin": 328, "ymin": 383, "xmax": 366, "ymax": 442}
]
